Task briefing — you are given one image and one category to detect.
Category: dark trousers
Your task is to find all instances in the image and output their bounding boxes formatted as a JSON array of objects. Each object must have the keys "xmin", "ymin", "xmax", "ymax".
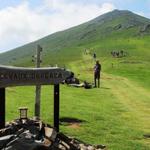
[{"xmin": 94, "ymin": 72, "xmax": 100, "ymax": 88}]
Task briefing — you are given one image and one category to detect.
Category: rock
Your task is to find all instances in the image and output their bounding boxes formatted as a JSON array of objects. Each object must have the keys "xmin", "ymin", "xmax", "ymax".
[{"xmin": 0, "ymin": 118, "xmax": 106, "ymax": 150}]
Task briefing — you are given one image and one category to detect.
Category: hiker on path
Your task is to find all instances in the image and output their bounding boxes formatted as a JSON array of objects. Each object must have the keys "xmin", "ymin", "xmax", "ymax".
[
  {"xmin": 94, "ymin": 60, "xmax": 101, "ymax": 88},
  {"xmin": 93, "ymin": 53, "xmax": 96, "ymax": 61}
]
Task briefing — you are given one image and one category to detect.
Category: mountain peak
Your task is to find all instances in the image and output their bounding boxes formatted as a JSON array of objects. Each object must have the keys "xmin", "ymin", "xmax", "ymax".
[
  {"xmin": 111, "ymin": 9, "xmax": 132, "ymax": 13},
  {"xmin": 93, "ymin": 9, "xmax": 133, "ymax": 22},
  {"xmin": 90, "ymin": 9, "xmax": 150, "ymax": 28},
  {"xmin": 110, "ymin": 9, "xmax": 135, "ymax": 16}
]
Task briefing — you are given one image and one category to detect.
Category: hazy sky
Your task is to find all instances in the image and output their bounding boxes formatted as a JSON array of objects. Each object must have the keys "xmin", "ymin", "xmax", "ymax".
[{"xmin": 0, "ymin": 0, "xmax": 150, "ymax": 52}]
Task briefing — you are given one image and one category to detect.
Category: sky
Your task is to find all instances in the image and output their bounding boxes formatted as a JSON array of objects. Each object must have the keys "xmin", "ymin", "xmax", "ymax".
[{"xmin": 0, "ymin": 0, "xmax": 150, "ymax": 53}]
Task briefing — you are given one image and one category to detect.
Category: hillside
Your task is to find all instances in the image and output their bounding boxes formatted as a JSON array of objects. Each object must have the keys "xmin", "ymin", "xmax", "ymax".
[{"xmin": 0, "ymin": 9, "xmax": 150, "ymax": 66}]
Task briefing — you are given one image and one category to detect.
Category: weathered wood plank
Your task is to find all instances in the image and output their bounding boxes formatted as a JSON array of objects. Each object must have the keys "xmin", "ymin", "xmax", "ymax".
[{"xmin": 0, "ymin": 66, "xmax": 71, "ymax": 87}]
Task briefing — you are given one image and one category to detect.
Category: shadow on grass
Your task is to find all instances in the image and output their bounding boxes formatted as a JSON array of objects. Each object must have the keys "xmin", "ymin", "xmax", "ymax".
[{"xmin": 60, "ymin": 117, "xmax": 86, "ymax": 125}]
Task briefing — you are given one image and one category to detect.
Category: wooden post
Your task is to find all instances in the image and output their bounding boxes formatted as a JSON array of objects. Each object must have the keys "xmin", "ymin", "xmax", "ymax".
[
  {"xmin": 0, "ymin": 88, "xmax": 5, "ymax": 129},
  {"xmin": 54, "ymin": 84, "xmax": 60, "ymax": 132},
  {"xmin": 35, "ymin": 85, "xmax": 41, "ymax": 117},
  {"xmin": 35, "ymin": 45, "xmax": 42, "ymax": 118}
]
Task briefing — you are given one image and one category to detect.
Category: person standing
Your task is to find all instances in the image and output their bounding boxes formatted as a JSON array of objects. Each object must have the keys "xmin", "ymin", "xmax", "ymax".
[
  {"xmin": 94, "ymin": 60, "xmax": 101, "ymax": 88},
  {"xmin": 93, "ymin": 53, "xmax": 96, "ymax": 61}
]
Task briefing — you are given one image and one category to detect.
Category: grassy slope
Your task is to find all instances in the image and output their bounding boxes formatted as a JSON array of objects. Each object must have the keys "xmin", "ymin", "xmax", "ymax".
[{"xmin": 6, "ymin": 53, "xmax": 150, "ymax": 150}]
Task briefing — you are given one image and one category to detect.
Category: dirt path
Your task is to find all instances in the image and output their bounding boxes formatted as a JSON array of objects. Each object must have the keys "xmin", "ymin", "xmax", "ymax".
[{"xmin": 103, "ymin": 73, "xmax": 150, "ymax": 133}]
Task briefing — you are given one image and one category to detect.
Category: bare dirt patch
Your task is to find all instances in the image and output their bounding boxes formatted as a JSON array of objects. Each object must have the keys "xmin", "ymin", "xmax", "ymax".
[
  {"xmin": 60, "ymin": 117, "xmax": 86, "ymax": 129},
  {"xmin": 68, "ymin": 123, "xmax": 81, "ymax": 129}
]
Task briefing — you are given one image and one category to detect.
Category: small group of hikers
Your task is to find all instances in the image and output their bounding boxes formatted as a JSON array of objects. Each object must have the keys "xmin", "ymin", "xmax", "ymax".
[{"xmin": 111, "ymin": 50, "xmax": 127, "ymax": 58}]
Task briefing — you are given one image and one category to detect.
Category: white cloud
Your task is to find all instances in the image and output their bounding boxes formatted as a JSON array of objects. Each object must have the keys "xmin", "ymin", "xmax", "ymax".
[
  {"xmin": 0, "ymin": 0, "xmax": 115, "ymax": 52},
  {"xmin": 43, "ymin": 0, "xmax": 115, "ymax": 26},
  {"xmin": 136, "ymin": 11, "xmax": 145, "ymax": 17},
  {"xmin": 0, "ymin": 2, "xmax": 50, "ymax": 52},
  {"xmin": 135, "ymin": 11, "xmax": 150, "ymax": 19}
]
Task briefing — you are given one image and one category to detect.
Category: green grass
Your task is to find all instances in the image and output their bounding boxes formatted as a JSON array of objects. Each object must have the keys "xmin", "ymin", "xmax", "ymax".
[{"xmin": 5, "ymin": 53, "xmax": 150, "ymax": 150}]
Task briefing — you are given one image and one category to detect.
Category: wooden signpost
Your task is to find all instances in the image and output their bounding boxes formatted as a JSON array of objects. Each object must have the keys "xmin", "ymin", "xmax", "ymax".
[
  {"xmin": 35, "ymin": 45, "xmax": 42, "ymax": 118},
  {"xmin": 0, "ymin": 65, "xmax": 71, "ymax": 131}
]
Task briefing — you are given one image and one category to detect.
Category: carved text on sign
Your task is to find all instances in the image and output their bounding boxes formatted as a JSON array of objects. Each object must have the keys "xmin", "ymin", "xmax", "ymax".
[
  {"xmin": 0, "ymin": 72, "xmax": 63, "ymax": 80},
  {"xmin": 0, "ymin": 66, "xmax": 71, "ymax": 87}
]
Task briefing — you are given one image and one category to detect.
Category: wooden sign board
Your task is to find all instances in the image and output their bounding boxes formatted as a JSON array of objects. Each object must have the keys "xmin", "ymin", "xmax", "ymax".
[{"xmin": 0, "ymin": 66, "xmax": 71, "ymax": 87}]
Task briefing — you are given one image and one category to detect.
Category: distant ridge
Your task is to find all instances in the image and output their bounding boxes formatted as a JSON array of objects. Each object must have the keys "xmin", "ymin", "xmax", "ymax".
[
  {"xmin": 91, "ymin": 9, "xmax": 150, "ymax": 29},
  {"xmin": 0, "ymin": 9, "xmax": 150, "ymax": 66}
]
